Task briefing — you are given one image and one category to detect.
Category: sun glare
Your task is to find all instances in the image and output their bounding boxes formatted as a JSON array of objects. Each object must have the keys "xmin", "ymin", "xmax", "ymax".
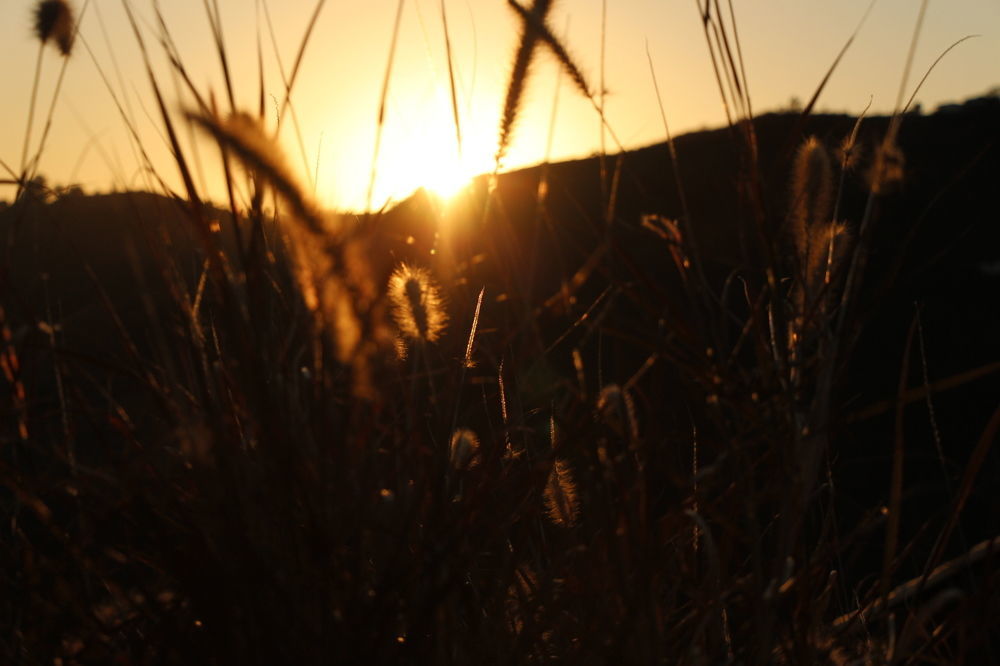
[
  {"xmin": 343, "ymin": 78, "xmax": 502, "ymax": 210},
  {"xmin": 422, "ymin": 150, "xmax": 474, "ymax": 201},
  {"xmin": 371, "ymin": 117, "xmax": 494, "ymax": 207}
]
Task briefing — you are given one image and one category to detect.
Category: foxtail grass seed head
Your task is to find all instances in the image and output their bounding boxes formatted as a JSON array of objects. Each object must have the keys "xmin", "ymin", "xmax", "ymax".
[
  {"xmin": 790, "ymin": 137, "xmax": 834, "ymax": 254},
  {"xmin": 388, "ymin": 263, "xmax": 447, "ymax": 343},
  {"xmin": 449, "ymin": 428, "xmax": 480, "ymax": 469},
  {"xmin": 544, "ymin": 458, "xmax": 579, "ymax": 527},
  {"xmin": 597, "ymin": 384, "xmax": 639, "ymax": 442},
  {"xmin": 869, "ymin": 139, "xmax": 905, "ymax": 194},
  {"xmin": 506, "ymin": 566, "xmax": 538, "ymax": 635},
  {"xmin": 393, "ymin": 335, "xmax": 408, "ymax": 361},
  {"xmin": 497, "ymin": 0, "xmax": 591, "ymax": 167},
  {"xmin": 34, "ymin": 0, "xmax": 75, "ymax": 56},
  {"xmin": 188, "ymin": 111, "xmax": 330, "ymax": 236}
]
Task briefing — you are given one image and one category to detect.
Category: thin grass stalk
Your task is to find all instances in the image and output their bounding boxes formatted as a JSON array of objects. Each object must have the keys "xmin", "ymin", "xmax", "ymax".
[
  {"xmin": 121, "ymin": 1, "xmax": 261, "ymax": 400},
  {"xmin": 17, "ymin": 44, "xmax": 46, "ymax": 196},
  {"xmin": 832, "ymin": 1, "xmax": 931, "ymax": 365},
  {"xmin": 93, "ymin": 0, "xmax": 145, "ymax": 168},
  {"xmin": 255, "ymin": 1, "xmax": 266, "ymax": 121},
  {"xmin": 0, "ymin": 158, "xmax": 18, "ymax": 181},
  {"xmin": 26, "ymin": 0, "xmax": 91, "ymax": 182},
  {"xmin": 831, "ymin": 97, "xmax": 871, "ymax": 232},
  {"xmin": 917, "ymin": 401, "xmax": 1000, "ymax": 596},
  {"xmin": 697, "ymin": 0, "xmax": 779, "ymax": 299},
  {"xmin": 718, "ymin": 0, "xmax": 761, "ymax": 171},
  {"xmin": 902, "ymin": 35, "xmax": 978, "ymax": 117},
  {"xmin": 520, "ymin": 34, "xmax": 567, "ymax": 347},
  {"xmin": 725, "ymin": 0, "xmax": 752, "ymax": 119},
  {"xmin": 499, "ymin": 358, "xmax": 511, "ymax": 454},
  {"xmin": 271, "ymin": 0, "xmax": 326, "ymax": 131},
  {"xmin": 202, "ymin": 0, "xmax": 236, "ymax": 112},
  {"xmin": 890, "ymin": 0, "xmax": 929, "ymax": 125},
  {"xmin": 711, "ymin": 0, "xmax": 746, "ymax": 120},
  {"xmin": 261, "ymin": 0, "xmax": 322, "ymax": 183},
  {"xmin": 801, "ymin": 0, "xmax": 876, "ymax": 126},
  {"xmin": 880, "ymin": 314, "xmax": 918, "ymax": 607},
  {"xmin": 75, "ymin": 31, "xmax": 173, "ymax": 196},
  {"xmin": 367, "ymin": 0, "xmax": 406, "ymax": 212},
  {"xmin": 151, "ymin": 3, "xmax": 211, "ymax": 115},
  {"xmin": 449, "ymin": 286, "xmax": 484, "ymax": 437},
  {"xmin": 122, "ymin": 1, "xmax": 203, "ymax": 212},
  {"xmin": 598, "ymin": 0, "xmax": 607, "ymax": 221},
  {"xmin": 644, "ymin": 43, "xmax": 693, "ymax": 250},
  {"xmin": 914, "ymin": 309, "xmax": 950, "ymax": 492},
  {"xmin": 697, "ymin": 1, "xmax": 733, "ymax": 127},
  {"xmin": 440, "ymin": 0, "xmax": 462, "ymax": 158},
  {"xmin": 168, "ymin": 66, "xmax": 209, "ymax": 194},
  {"xmin": 146, "ymin": 6, "xmax": 239, "ymax": 222}
]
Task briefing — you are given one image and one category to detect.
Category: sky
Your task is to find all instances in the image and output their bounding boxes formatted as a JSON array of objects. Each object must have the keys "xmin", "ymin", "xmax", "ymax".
[{"xmin": 1, "ymin": 0, "xmax": 998, "ymax": 211}]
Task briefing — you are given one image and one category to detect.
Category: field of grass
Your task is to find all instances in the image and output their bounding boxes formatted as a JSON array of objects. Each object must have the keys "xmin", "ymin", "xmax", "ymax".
[{"xmin": 2, "ymin": 1, "xmax": 999, "ymax": 663}]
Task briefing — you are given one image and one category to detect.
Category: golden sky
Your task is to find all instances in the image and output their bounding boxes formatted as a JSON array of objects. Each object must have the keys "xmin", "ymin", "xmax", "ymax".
[{"xmin": 1, "ymin": 0, "xmax": 998, "ymax": 210}]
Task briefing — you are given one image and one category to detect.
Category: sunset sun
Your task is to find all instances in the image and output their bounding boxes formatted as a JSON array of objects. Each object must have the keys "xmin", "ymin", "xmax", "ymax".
[
  {"xmin": 362, "ymin": 86, "xmax": 497, "ymax": 208},
  {"xmin": 420, "ymin": 147, "xmax": 474, "ymax": 201}
]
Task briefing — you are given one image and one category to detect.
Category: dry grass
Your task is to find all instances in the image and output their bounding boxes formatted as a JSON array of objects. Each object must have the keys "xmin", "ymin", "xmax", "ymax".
[{"xmin": 1, "ymin": 1, "xmax": 998, "ymax": 664}]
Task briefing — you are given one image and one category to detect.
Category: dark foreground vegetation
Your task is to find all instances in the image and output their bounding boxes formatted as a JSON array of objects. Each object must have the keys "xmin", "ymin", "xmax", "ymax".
[
  {"xmin": 2, "ymin": 1, "xmax": 1000, "ymax": 663},
  {"xmin": 3, "ymin": 97, "xmax": 1000, "ymax": 663}
]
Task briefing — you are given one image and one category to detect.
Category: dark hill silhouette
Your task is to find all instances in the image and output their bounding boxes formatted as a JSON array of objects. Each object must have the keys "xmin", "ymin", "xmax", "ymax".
[
  {"xmin": 380, "ymin": 99, "xmax": 1000, "ymax": 396},
  {"xmin": 4, "ymin": 100, "xmax": 999, "ymax": 403},
  {"xmin": 2, "ymin": 98, "xmax": 997, "ymax": 540},
  {"xmin": 4, "ymin": 100, "xmax": 998, "ymax": 388}
]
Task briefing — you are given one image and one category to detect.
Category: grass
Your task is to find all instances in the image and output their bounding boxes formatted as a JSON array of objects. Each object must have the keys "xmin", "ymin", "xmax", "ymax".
[{"xmin": 2, "ymin": 0, "xmax": 998, "ymax": 663}]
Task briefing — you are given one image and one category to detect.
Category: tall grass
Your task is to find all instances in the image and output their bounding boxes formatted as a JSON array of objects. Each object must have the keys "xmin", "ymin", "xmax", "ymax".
[{"xmin": 2, "ymin": 0, "xmax": 998, "ymax": 664}]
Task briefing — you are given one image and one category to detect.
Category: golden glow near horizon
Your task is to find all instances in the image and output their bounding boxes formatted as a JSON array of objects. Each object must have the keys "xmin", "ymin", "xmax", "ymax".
[
  {"xmin": 358, "ymin": 84, "xmax": 498, "ymax": 208},
  {"xmin": 1, "ymin": 0, "xmax": 999, "ymax": 211}
]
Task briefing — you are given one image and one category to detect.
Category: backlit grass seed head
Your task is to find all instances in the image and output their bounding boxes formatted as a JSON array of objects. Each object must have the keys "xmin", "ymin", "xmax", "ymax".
[
  {"xmin": 790, "ymin": 137, "xmax": 834, "ymax": 258},
  {"xmin": 506, "ymin": 566, "xmax": 538, "ymax": 634},
  {"xmin": 544, "ymin": 458, "xmax": 579, "ymax": 527},
  {"xmin": 34, "ymin": 0, "xmax": 75, "ymax": 56},
  {"xmin": 187, "ymin": 111, "xmax": 330, "ymax": 237},
  {"xmin": 449, "ymin": 428, "xmax": 480, "ymax": 469},
  {"xmin": 792, "ymin": 220, "xmax": 853, "ymax": 340},
  {"xmin": 496, "ymin": 0, "xmax": 591, "ymax": 166},
  {"xmin": 393, "ymin": 335, "xmax": 408, "ymax": 361},
  {"xmin": 869, "ymin": 139, "xmax": 905, "ymax": 194},
  {"xmin": 388, "ymin": 263, "xmax": 447, "ymax": 343},
  {"xmin": 597, "ymin": 384, "xmax": 639, "ymax": 443},
  {"xmin": 545, "ymin": 407, "xmax": 578, "ymax": 526}
]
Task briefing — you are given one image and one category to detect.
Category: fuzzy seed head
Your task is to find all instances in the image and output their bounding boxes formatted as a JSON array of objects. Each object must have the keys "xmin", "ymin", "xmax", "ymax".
[
  {"xmin": 449, "ymin": 428, "xmax": 480, "ymax": 469},
  {"xmin": 34, "ymin": 0, "xmax": 75, "ymax": 56},
  {"xmin": 388, "ymin": 263, "xmax": 447, "ymax": 343},
  {"xmin": 544, "ymin": 458, "xmax": 579, "ymax": 527},
  {"xmin": 869, "ymin": 140, "xmax": 905, "ymax": 194},
  {"xmin": 597, "ymin": 384, "xmax": 639, "ymax": 443},
  {"xmin": 789, "ymin": 137, "xmax": 834, "ymax": 249}
]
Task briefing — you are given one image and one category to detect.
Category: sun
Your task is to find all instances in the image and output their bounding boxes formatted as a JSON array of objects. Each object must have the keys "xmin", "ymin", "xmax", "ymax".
[
  {"xmin": 360, "ymin": 85, "xmax": 498, "ymax": 209},
  {"xmin": 371, "ymin": 120, "xmax": 491, "ymax": 207},
  {"xmin": 420, "ymin": 148, "xmax": 476, "ymax": 201}
]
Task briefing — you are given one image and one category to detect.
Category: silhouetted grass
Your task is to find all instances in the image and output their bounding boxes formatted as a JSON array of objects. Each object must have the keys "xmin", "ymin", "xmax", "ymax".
[{"xmin": 2, "ymin": 1, "xmax": 998, "ymax": 664}]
